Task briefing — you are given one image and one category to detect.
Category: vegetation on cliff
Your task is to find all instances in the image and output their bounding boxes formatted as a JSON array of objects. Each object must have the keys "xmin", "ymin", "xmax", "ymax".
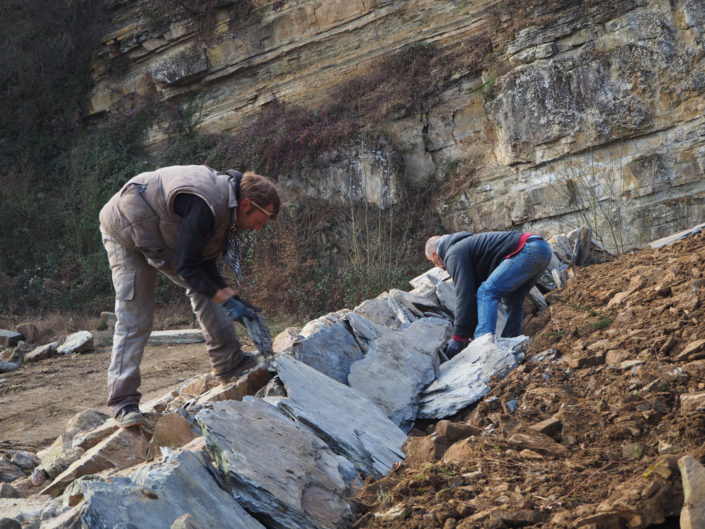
[{"xmin": 0, "ymin": 1, "xmax": 464, "ymax": 320}]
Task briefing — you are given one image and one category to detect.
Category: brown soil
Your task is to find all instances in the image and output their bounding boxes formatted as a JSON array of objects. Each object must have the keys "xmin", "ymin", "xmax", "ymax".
[
  {"xmin": 0, "ymin": 341, "xmax": 212, "ymax": 454},
  {"xmin": 352, "ymin": 231, "xmax": 705, "ymax": 529},
  {"xmin": 3, "ymin": 232, "xmax": 705, "ymax": 529}
]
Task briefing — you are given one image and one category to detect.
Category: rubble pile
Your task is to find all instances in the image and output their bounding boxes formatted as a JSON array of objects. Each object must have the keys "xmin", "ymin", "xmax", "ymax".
[{"xmin": 2, "ymin": 226, "xmax": 705, "ymax": 528}]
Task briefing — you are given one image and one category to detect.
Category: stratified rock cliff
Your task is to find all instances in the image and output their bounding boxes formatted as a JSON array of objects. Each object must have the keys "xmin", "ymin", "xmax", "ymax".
[{"xmin": 89, "ymin": 0, "xmax": 705, "ymax": 250}]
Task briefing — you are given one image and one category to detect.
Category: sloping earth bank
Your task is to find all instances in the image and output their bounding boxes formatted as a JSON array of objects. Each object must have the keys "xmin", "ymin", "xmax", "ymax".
[{"xmin": 352, "ymin": 231, "xmax": 705, "ymax": 529}]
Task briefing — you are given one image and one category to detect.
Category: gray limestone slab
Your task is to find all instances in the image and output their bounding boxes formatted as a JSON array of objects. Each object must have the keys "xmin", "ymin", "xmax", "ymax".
[
  {"xmin": 291, "ymin": 318, "xmax": 363, "ymax": 383},
  {"xmin": 434, "ymin": 280, "xmax": 456, "ymax": 318},
  {"xmin": 197, "ymin": 398, "xmax": 357, "ymax": 529},
  {"xmin": 649, "ymin": 221, "xmax": 705, "ymax": 249},
  {"xmin": 388, "ymin": 288, "xmax": 443, "ymax": 315},
  {"xmin": 299, "ymin": 310, "xmax": 350, "ymax": 337},
  {"xmin": 348, "ymin": 318, "xmax": 451, "ymax": 432},
  {"xmin": 418, "ymin": 335, "xmax": 528, "ymax": 419},
  {"xmin": 57, "ymin": 331, "xmax": 94, "ymax": 354},
  {"xmin": 275, "ymin": 354, "xmax": 406, "ymax": 479},
  {"xmin": 147, "ymin": 329, "xmax": 204, "ymax": 345},
  {"xmin": 345, "ymin": 312, "xmax": 393, "ymax": 353},
  {"xmin": 409, "ymin": 267, "xmax": 450, "ymax": 289},
  {"xmin": 78, "ymin": 449, "xmax": 263, "ymax": 529},
  {"xmin": 353, "ymin": 296, "xmax": 410, "ymax": 329}
]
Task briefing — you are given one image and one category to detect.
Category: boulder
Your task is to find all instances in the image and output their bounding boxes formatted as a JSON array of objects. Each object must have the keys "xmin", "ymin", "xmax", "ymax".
[
  {"xmin": 76, "ymin": 450, "xmax": 264, "ymax": 529},
  {"xmin": 40, "ymin": 419, "xmax": 154, "ymax": 496},
  {"xmin": 147, "ymin": 413, "xmax": 199, "ymax": 459},
  {"xmin": 57, "ymin": 331, "xmax": 94, "ymax": 355},
  {"xmin": 352, "ymin": 294, "xmax": 416, "ymax": 329},
  {"xmin": 197, "ymin": 398, "xmax": 357, "ymax": 529},
  {"xmin": 276, "ymin": 354, "xmax": 406, "ymax": 478},
  {"xmin": 348, "ymin": 318, "xmax": 451, "ymax": 431},
  {"xmin": 291, "ymin": 316, "xmax": 363, "ymax": 383},
  {"xmin": 25, "ymin": 342, "xmax": 58, "ymax": 363},
  {"xmin": 345, "ymin": 312, "xmax": 393, "ymax": 353}
]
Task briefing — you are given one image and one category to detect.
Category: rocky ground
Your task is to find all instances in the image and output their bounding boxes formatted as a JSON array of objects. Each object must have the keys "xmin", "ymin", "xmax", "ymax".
[
  {"xmin": 2, "ymin": 230, "xmax": 705, "ymax": 528},
  {"xmin": 351, "ymin": 230, "xmax": 705, "ymax": 529}
]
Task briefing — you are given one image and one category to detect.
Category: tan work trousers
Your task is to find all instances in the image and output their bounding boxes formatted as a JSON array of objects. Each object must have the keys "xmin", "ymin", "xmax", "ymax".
[{"xmin": 100, "ymin": 228, "xmax": 242, "ymax": 416}]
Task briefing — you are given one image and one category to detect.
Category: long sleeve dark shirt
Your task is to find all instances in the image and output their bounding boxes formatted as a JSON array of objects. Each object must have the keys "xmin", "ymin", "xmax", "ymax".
[
  {"xmin": 439, "ymin": 231, "xmax": 524, "ymax": 337},
  {"xmin": 173, "ymin": 193, "xmax": 227, "ymax": 298}
]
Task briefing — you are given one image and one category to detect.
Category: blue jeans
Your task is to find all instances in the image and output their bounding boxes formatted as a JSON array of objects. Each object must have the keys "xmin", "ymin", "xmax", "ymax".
[{"xmin": 475, "ymin": 238, "xmax": 552, "ymax": 338}]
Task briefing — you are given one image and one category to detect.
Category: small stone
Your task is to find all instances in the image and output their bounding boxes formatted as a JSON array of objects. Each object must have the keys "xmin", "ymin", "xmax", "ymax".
[
  {"xmin": 658, "ymin": 440, "xmax": 679, "ymax": 454},
  {"xmin": 680, "ymin": 392, "xmax": 705, "ymax": 414},
  {"xmin": 30, "ymin": 468, "xmax": 46, "ymax": 487},
  {"xmin": 374, "ymin": 503, "xmax": 409, "ymax": 521},
  {"xmin": 673, "ymin": 339, "xmax": 705, "ymax": 361},
  {"xmin": 567, "ymin": 353, "xmax": 604, "ymax": 369},
  {"xmin": 622, "ymin": 443, "xmax": 643, "ymax": 459},
  {"xmin": 529, "ymin": 416, "xmax": 562, "ymax": 438},
  {"xmin": 8, "ymin": 451, "xmax": 38, "ymax": 471},
  {"xmin": 0, "ymin": 483, "xmax": 20, "ymax": 499}
]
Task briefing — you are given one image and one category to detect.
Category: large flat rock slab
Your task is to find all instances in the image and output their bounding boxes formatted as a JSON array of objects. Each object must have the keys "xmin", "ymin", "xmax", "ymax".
[
  {"xmin": 77, "ymin": 449, "xmax": 264, "ymax": 529},
  {"xmin": 276, "ymin": 354, "xmax": 406, "ymax": 478},
  {"xmin": 418, "ymin": 335, "xmax": 529, "ymax": 419},
  {"xmin": 348, "ymin": 318, "xmax": 451, "ymax": 431},
  {"xmin": 352, "ymin": 294, "xmax": 416, "ymax": 329},
  {"xmin": 197, "ymin": 398, "xmax": 357, "ymax": 529},
  {"xmin": 345, "ymin": 312, "xmax": 393, "ymax": 353},
  {"xmin": 291, "ymin": 316, "xmax": 363, "ymax": 383},
  {"xmin": 147, "ymin": 329, "xmax": 205, "ymax": 345}
]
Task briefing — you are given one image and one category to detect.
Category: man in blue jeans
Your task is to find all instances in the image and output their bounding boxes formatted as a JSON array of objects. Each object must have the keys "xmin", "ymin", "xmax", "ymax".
[{"xmin": 425, "ymin": 231, "xmax": 552, "ymax": 360}]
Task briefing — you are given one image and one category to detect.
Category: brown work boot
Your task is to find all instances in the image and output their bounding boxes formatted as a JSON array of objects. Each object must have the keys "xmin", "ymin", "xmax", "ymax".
[
  {"xmin": 115, "ymin": 404, "xmax": 145, "ymax": 428},
  {"xmin": 214, "ymin": 352, "xmax": 260, "ymax": 384}
]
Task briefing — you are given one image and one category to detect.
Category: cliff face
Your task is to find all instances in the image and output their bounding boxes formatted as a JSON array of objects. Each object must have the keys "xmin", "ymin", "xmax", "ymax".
[{"xmin": 90, "ymin": 0, "xmax": 705, "ymax": 250}]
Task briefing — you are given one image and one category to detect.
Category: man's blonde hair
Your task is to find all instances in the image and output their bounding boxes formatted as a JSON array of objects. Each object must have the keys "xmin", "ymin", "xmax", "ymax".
[
  {"xmin": 425, "ymin": 235, "xmax": 442, "ymax": 260},
  {"xmin": 241, "ymin": 172, "xmax": 281, "ymax": 214}
]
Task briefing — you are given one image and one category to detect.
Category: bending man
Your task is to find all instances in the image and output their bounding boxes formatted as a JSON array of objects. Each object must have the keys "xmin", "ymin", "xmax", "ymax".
[
  {"xmin": 425, "ymin": 231, "xmax": 551, "ymax": 360},
  {"xmin": 99, "ymin": 165, "xmax": 280, "ymax": 427}
]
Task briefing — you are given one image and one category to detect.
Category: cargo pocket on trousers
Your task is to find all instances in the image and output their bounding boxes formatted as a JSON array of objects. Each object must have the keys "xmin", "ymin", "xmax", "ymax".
[{"xmin": 113, "ymin": 270, "xmax": 136, "ymax": 301}]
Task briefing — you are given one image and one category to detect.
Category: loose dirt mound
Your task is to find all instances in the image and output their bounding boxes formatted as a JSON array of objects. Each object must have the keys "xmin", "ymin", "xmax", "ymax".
[{"xmin": 352, "ymin": 231, "xmax": 705, "ymax": 529}]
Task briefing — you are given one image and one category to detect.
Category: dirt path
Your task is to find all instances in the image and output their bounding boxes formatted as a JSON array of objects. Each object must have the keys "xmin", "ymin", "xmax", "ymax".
[{"xmin": 0, "ymin": 342, "xmax": 212, "ymax": 453}]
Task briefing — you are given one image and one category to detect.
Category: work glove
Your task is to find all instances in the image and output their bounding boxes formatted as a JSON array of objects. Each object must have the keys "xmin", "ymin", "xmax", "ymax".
[
  {"xmin": 221, "ymin": 295, "xmax": 261, "ymax": 323},
  {"xmin": 444, "ymin": 338, "xmax": 467, "ymax": 361}
]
